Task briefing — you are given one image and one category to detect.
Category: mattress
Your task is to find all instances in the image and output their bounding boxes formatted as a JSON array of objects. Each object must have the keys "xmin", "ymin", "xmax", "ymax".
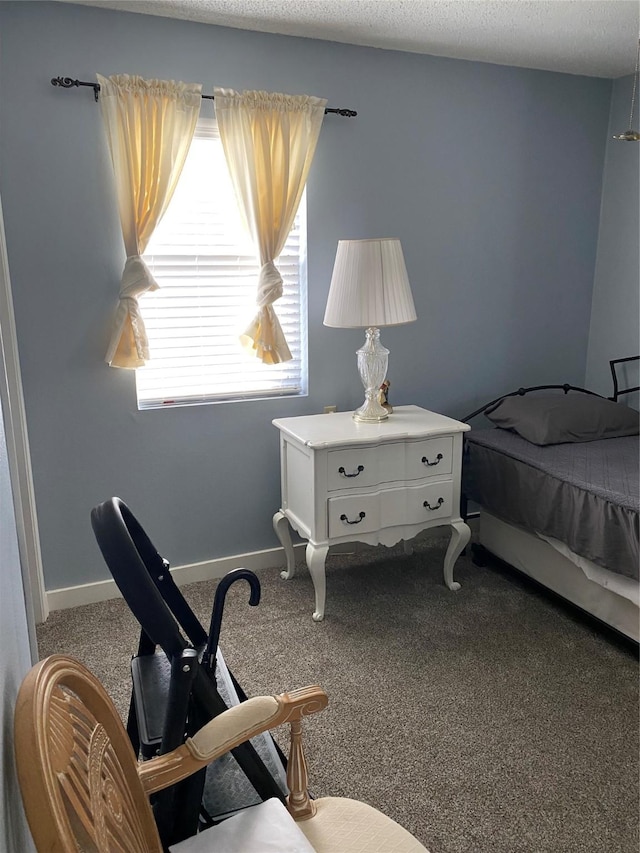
[{"xmin": 463, "ymin": 429, "xmax": 639, "ymax": 581}]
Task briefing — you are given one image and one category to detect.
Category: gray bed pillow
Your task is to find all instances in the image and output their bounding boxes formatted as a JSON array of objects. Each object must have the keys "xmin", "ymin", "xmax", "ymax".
[{"xmin": 484, "ymin": 393, "xmax": 640, "ymax": 445}]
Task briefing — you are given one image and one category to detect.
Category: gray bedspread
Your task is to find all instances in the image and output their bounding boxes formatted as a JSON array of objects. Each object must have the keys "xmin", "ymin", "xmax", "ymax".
[{"xmin": 463, "ymin": 430, "xmax": 639, "ymax": 581}]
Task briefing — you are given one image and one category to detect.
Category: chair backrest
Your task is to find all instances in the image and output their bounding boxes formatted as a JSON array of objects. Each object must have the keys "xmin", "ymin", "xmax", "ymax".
[{"xmin": 14, "ymin": 655, "xmax": 163, "ymax": 853}]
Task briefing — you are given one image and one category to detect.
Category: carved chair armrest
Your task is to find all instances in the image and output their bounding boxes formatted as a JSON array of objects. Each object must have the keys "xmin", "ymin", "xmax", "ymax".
[{"xmin": 138, "ymin": 685, "xmax": 328, "ymax": 819}]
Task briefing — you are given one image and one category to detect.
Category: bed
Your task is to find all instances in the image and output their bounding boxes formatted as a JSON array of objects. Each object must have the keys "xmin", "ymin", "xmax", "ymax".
[{"xmin": 462, "ymin": 357, "xmax": 640, "ymax": 643}]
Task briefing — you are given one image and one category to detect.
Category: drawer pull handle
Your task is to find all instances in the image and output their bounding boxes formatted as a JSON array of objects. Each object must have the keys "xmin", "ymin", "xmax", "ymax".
[
  {"xmin": 423, "ymin": 497, "xmax": 444, "ymax": 511},
  {"xmin": 340, "ymin": 511, "xmax": 366, "ymax": 525},
  {"xmin": 338, "ymin": 465, "xmax": 364, "ymax": 478},
  {"xmin": 422, "ymin": 453, "xmax": 443, "ymax": 467}
]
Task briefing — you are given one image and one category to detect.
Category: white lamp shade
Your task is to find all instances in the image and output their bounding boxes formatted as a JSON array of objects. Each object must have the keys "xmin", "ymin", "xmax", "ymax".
[{"xmin": 323, "ymin": 238, "xmax": 417, "ymax": 328}]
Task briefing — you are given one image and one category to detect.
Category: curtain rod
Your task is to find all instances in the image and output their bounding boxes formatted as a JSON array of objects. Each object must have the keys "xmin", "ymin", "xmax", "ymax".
[{"xmin": 50, "ymin": 77, "xmax": 357, "ymax": 116}]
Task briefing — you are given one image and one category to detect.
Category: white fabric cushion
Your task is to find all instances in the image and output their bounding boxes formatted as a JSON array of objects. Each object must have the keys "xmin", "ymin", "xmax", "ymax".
[
  {"xmin": 298, "ymin": 797, "xmax": 429, "ymax": 853},
  {"xmin": 169, "ymin": 798, "xmax": 317, "ymax": 853}
]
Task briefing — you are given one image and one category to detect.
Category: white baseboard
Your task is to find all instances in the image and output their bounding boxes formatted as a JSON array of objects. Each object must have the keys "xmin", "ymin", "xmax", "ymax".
[
  {"xmin": 46, "ymin": 543, "xmax": 307, "ymax": 612},
  {"xmin": 45, "ymin": 522, "xmax": 477, "ymax": 613}
]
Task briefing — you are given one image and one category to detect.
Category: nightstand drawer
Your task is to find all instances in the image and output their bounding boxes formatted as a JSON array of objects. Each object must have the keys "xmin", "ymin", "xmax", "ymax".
[
  {"xmin": 328, "ymin": 479, "xmax": 454, "ymax": 538},
  {"xmin": 406, "ymin": 437, "xmax": 453, "ymax": 480},
  {"xmin": 327, "ymin": 444, "xmax": 404, "ymax": 491},
  {"xmin": 327, "ymin": 493, "xmax": 381, "ymax": 537}
]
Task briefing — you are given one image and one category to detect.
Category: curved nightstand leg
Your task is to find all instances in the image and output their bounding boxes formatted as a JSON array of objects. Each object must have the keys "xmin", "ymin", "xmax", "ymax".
[
  {"xmin": 306, "ymin": 542, "xmax": 329, "ymax": 622},
  {"xmin": 273, "ymin": 510, "xmax": 296, "ymax": 580},
  {"xmin": 443, "ymin": 520, "xmax": 471, "ymax": 591}
]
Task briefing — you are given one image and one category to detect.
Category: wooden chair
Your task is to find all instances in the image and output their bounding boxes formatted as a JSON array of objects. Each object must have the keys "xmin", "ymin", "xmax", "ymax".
[{"xmin": 15, "ymin": 655, "xmax": 429, "ymax": 852}]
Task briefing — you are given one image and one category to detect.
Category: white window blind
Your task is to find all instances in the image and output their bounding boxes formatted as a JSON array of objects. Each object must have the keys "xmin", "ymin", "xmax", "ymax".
[{"xmin": 136, "ymin": 118, "xmax": 307, "ymax": 409}]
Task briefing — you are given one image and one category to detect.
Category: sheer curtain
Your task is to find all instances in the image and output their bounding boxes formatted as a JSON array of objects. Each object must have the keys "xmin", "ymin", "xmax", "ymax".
[
  {"xmin": 98, "ymin": 74, "xmax": 202, "ymax": 368},
  {"xmin": 214, "ymin": 88, "xmax": 326, "ymax": 364}
]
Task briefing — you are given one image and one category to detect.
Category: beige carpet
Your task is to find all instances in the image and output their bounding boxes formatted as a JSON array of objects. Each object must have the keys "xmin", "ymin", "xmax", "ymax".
[{"xmin": 37, "ymin": 536, "xmax": 639, "ymax": 853}]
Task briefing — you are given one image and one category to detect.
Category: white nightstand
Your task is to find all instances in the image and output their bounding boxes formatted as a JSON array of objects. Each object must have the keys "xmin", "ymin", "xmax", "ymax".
[{"xmin": 272, "ymin": 405, "xmax": 471, "ymax": 621}]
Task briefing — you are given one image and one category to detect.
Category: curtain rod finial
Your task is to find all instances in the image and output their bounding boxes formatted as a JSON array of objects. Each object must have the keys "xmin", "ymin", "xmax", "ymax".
[{"xmin": 51, "ymin": 76, "xmax": 100, "ymax": 101}]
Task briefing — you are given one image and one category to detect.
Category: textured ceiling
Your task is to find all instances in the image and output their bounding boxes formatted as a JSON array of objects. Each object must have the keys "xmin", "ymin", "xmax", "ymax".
[{"xmin": 62, "ymin": 0, "xmax": 639, "ymax": 78}]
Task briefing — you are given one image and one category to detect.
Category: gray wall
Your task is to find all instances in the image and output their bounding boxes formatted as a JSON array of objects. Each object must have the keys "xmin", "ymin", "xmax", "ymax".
[
  {"xmin": 586, "ymin": 73, "xmax": 640, "ymax": 406},
  {"xmin": 0, "ymin": 394, "xmax": 36, "ymax": 850},
  {"xmin": 0, "ymin": 2, "xmax": 611, "ymax": 591}
]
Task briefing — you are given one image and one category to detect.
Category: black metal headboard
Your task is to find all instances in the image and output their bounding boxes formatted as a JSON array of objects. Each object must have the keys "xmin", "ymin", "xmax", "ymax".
[
  {"xmin": 609, "ymin": 356, "xmax": 640, "ymax": 402},
  {"xmin": 462, "ymin": 355, "xmax": 640, "ymax": 423},
  {"xmin": 462, "ymin": 383, "xmax": 601, "ymax": 424}
]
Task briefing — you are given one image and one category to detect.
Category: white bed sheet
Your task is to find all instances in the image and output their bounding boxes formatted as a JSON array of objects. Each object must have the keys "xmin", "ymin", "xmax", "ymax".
[
  {"xmin": 537, "ymin": 532, "xmax": 639, "ymax": 605},
  {"xmin": 479, "ymin": 511, "xmax": 639, "ymax": 642}
]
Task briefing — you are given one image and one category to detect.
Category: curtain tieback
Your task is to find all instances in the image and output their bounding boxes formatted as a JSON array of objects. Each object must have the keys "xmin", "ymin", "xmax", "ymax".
[
  {"xmin": 118, "ymin": 255, "xmax": 160, "ymax": 302},
  {"xmin": 104, "ymin": 255, "xmax": 158, "ymax": 368},
  {"xmin": 256, "ymin": 261, "xmax": 283, "ymax": 308}
]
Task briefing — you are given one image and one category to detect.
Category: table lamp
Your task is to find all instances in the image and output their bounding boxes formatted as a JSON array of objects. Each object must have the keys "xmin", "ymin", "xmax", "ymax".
[{"xmin": 324, "ymin": 238, "xmax": 417, "ymax": 422}]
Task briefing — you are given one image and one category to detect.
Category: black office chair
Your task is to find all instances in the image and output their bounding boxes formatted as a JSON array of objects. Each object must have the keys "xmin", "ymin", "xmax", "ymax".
[{"xmin": 90, "ymin": 497, "xmax": 287, "ymax": 847}]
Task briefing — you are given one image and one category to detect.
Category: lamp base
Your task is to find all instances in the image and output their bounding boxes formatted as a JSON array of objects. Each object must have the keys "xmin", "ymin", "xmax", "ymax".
[
  {"xmin": 353, "ymin": 401, "xmax": 389, "ymax": 423},
  {"xmin": 353, "ymin": 327, "xmax": 389, "ymax": 423}
]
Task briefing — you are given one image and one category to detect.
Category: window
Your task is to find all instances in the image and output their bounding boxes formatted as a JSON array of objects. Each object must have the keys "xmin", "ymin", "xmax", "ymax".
[{"xmin": 136, "ymin": 118, "xmax": 307, "ymax": 409}]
